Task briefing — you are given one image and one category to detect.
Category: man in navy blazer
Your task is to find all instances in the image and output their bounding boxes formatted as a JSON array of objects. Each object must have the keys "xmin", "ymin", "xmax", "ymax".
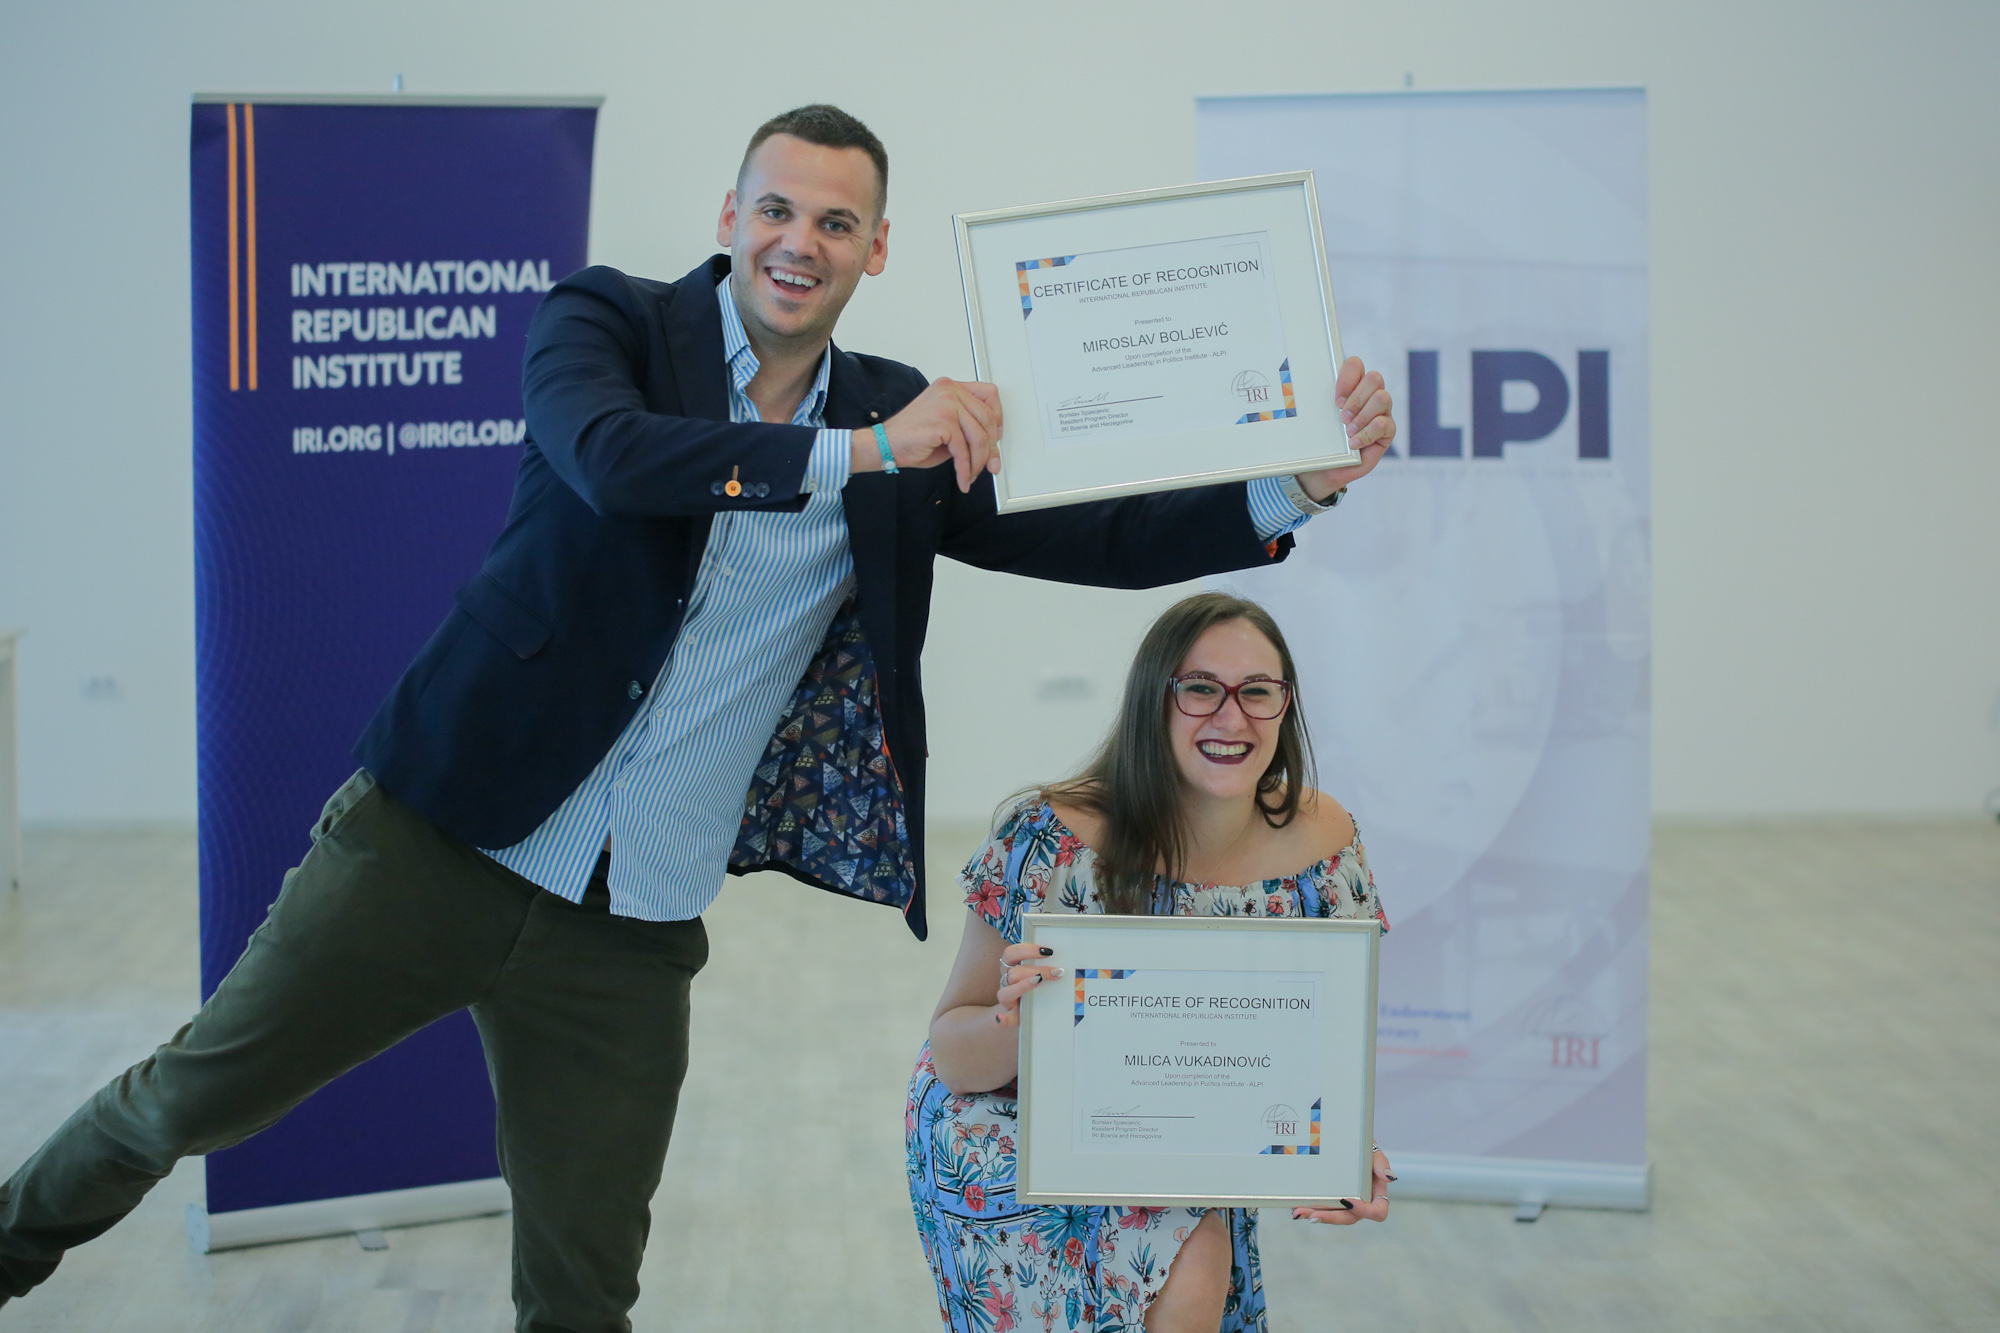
[
  {"xmin": 0, "ymin": 105, "xmax": 1395, "ymax": 1328},
  {"xmin": 355, "ymin": 246, "xmax": 1324, "ymax": 933}
]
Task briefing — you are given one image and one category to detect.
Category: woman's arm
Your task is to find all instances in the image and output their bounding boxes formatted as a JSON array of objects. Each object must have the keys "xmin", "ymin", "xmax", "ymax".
[{"xmin": 928, "ymin": 911, "xmax": 1061, "ymax": 1096}]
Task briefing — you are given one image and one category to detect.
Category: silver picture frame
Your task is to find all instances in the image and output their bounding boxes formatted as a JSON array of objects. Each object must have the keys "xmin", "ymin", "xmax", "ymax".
[
  {"xmin": 954, "ymin": 171, "xmax": 1361, "ymax": 514},
  {"xmin": 1016, "ymin": 913, "xmax": 1380, "ymax": 1209}
]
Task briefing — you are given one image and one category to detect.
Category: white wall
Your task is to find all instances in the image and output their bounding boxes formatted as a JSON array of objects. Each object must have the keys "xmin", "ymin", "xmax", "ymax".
[{"xmin": 0, "ymin": 0, "xmax": 1994, "ymax": 823}]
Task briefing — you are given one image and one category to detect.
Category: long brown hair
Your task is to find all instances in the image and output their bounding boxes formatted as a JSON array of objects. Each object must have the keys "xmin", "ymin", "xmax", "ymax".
[{"xmin": 1044, "ymin": 592, "xmax": 1315, "ymax": 914}]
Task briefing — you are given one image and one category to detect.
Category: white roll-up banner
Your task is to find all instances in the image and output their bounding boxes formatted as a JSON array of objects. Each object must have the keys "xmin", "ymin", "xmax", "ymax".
[{"xmin": 1198, "ymin": 89, "xmax": 1651, "ymax": 1208}]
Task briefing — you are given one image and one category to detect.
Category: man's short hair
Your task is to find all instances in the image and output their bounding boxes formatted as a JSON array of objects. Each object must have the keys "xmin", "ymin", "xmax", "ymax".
[{"xmin": 739, "ymin": 104, "xmax": 889, "ymax": 218}]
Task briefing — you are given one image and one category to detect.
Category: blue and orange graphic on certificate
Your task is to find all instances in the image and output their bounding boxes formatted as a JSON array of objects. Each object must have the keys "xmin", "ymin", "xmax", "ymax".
[{"xmin": 1014, "ymin": 231, "xmax": 1296, "ymax": 448}]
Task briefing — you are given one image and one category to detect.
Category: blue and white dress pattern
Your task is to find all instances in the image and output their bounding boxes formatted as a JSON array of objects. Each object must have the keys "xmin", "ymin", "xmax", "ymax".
[{"xmin": 906, "ymin": 797, "xmax": 1387, "ymax": 1332}]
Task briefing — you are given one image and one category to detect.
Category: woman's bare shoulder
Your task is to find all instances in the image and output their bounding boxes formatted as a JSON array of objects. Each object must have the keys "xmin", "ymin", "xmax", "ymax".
[
  {"xmin": 1045, "ymin": 794, "xmax": 1106, "ymax": 850},
  {"xmin": 1296, "ymin": 789, "xmax": 1357, "ymax": 858}
]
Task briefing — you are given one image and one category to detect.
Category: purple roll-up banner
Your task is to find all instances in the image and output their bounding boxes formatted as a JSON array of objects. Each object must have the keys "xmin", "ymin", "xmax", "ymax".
[{"xmin": 188, "ymin": 95, "xmax": 598, "ymax": 1250}]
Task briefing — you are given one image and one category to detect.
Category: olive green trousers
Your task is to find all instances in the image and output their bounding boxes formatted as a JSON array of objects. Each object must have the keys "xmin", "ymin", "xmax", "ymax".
[{"xmin": 0, "ymin": 770, "xmax": 708, "ymax": 1332}]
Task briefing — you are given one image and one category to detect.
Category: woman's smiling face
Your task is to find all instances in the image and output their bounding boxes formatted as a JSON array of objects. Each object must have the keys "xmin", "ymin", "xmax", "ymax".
[{"xmin": 1167, "ymin": 618, "xmax": 1290, "ymax": 803}]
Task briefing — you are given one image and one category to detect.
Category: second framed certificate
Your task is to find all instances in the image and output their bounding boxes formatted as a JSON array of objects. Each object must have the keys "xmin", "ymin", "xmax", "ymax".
[
  {"xmin": 954, "ymin": 171, "xmax": 1360, "ymax": 513},
  {"xmin": 1017, "ymin": 914, "xmax": 1380, "ymax": 1209}
]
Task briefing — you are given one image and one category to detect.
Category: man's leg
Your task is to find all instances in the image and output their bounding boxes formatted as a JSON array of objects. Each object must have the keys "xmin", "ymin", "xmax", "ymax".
[
  {"xmin": 0, "ymin": 771, "xmax": 541, "ymax": 1297},
  {"xmin": 472, "ymin": 857, "xmax": 709, "ymax": 1333}
]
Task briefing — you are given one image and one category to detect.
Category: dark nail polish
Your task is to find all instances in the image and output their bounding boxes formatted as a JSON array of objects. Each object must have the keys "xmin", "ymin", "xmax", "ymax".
[
  {"xmin": 1335, "ymin": 1200, "xmax": 1354, "ymax": 1210},
  {"xmin": 1386, "ymin": 1174, "xmax": 1398, "ymax": 1182},
  {"xmin": 1038, "ymin": 947, "xmax": 1053, "ymax": 956}
]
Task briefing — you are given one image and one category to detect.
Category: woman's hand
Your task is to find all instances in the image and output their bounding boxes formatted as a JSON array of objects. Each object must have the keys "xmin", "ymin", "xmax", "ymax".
[
  {"xmin": 1292, "ymin": 1147, "xmax": 1393, "ymax": 1225},
  {"xmin": 993, "ymin": 943, "xmax": 1063, "ymax": 1029},
  {"xmin": 930, "ymin": 915, "xmax": 1052, "ymax": 1095}
]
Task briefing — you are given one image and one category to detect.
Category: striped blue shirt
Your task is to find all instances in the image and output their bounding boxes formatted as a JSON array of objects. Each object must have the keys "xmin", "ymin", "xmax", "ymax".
[{"xmin": 487, "ymin": 276, "xmax": 1317, "ymax": 920}]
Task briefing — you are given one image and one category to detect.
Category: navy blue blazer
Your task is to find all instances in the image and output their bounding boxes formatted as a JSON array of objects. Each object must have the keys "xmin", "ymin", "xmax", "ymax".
[{"xmin": 355, "ymin": 256, "xmax": 1294, "ymax": 937}]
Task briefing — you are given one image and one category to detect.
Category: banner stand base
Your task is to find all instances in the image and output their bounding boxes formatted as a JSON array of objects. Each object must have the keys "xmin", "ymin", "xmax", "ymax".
[
  {"xmin": 1390, "ymin": 1152, "xmax": 1651, "ymax": 1212},
  {"xmin": 186, "ymin": 1176, "xmax": 511, "ymax": 1253}
]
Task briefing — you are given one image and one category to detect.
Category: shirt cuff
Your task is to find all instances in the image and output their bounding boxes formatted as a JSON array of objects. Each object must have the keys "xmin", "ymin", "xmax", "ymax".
[
  {"xmin": 802, "ymin": 428, "xmax": 853, "ymax": 494},
  {"xmin": 1247, "ymin": 475, "xmax": 1314, "ymax": 542}
]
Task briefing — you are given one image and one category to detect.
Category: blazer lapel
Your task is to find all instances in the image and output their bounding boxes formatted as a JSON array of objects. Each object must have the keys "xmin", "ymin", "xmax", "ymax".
[
  {"xmin": 828, "ymin": 346, "xmax": 901, "ymax": 714},
  {"xmin": 660, "ymin": 278, "xmax": 905, "ymax": 705},
  {"xmin": 662, "ymin": 255, "xmax": 734, "ymax": 425}
]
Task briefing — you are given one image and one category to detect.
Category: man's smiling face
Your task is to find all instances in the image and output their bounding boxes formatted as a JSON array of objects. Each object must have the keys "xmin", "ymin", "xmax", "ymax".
[{"xmin": 716, "ymin": 132, "xmax": 887, "ymax": 351}]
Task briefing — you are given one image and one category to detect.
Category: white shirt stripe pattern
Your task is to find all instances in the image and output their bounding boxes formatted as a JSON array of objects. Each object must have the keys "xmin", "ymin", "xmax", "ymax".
[
  {"xmin": 487, "ymin": 276, "xmax": 1317, "ymax": 920},
  {"xmin": 1245, "ymin": 473, "xmax": 1311, "ymax": 544}
]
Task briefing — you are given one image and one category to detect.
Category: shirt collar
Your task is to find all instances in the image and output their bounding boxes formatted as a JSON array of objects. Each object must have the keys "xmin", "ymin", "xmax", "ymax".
[{"xmin": 716, "ymin": 273, "xmax": 833, "ymax": 424}]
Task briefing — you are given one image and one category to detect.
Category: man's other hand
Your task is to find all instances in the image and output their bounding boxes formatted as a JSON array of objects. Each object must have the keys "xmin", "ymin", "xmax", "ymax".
[
  {"xmin": 864, "ymin": 377, "xmax": 1004, "ymax": 492},
  {"xmin": 1295, "ymin": 356, "xmax": 1396, "ymax": 501}
]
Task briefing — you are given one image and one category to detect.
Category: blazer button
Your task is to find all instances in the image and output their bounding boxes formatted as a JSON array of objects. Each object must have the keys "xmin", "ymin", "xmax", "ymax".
[{"xmin": 627, "ymin": 680, "xmax": 643, "ymax": 700}]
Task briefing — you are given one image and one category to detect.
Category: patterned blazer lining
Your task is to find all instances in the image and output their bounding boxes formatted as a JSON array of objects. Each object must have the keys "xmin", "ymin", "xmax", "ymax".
[{"xmin": 729, "ymin": 601, "xmax": 916, "ymax": 912}]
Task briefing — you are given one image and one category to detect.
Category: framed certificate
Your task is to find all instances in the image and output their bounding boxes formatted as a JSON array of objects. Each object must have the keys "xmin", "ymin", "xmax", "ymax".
[
  {"xmin": 953, "ymin": 172, "xmax": 1360, "ymax": 513},
  {"xmin": 1016, "ymin": 913, "xmax": 1379, "ymax": 1208}
]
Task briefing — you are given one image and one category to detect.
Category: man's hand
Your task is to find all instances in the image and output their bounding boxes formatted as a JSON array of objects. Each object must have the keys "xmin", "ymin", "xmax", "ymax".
[
  {"xmin": 858, "ymin": 377, "xmax": 1004, "ymax": 492},
  {"xmin": 1295, "ymin": 356, "xmax": 1396, "ymax": 502}
]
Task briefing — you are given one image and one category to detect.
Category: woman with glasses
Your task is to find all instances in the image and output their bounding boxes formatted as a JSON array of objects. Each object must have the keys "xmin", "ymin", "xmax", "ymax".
[{"xmin": 906, "ymin": 592, "xmax": 1392, "ymax": 1333}]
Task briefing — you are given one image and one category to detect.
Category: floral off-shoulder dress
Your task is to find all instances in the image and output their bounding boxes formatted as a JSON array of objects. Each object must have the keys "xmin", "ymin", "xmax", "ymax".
[{"xmin": 905, "ymin": 796, "xmax": 1388, "ymax": 1333}]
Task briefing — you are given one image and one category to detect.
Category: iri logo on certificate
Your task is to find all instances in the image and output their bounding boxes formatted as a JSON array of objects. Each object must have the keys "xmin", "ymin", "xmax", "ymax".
[{"xmin": 1258, "ymin": 1098, "xmax": 1323, "ymax": 1156}]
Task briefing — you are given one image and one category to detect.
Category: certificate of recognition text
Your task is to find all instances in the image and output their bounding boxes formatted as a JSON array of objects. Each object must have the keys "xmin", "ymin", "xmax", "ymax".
[
  {"xmin": 1018, "ymin": 232, "xmax": 1297, "ymax": 449},
  {"xmin": 1071, "ymin": 967, "xmax": 1327, "ymax": 1158}
]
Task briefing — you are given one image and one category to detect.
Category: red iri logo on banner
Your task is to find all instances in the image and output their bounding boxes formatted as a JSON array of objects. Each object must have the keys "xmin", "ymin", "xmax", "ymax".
[
  {"xmin": 1525, "ymin": 997, "xmax": 1609, "ymax": 1070},
  {"xmin": 1550, "ymin": 1036, "xmax": 1602, "ymax": 1069}
]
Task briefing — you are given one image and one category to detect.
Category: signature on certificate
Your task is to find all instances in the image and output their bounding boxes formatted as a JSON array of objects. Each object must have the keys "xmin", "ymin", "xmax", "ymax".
[
  {"xmin": 1058, "ymin": 392, "xmax": 1112, "ymax": 409},
  {"xmin": 1091, "ymin": 1103, "xmax": 1145, "ymax": 1117}
]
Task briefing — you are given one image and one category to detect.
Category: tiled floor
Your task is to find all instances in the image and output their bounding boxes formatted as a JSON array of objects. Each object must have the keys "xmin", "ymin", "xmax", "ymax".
[{"xmin": 1, "ymin": 818, "xmax": 1995, "ymax": 1330}]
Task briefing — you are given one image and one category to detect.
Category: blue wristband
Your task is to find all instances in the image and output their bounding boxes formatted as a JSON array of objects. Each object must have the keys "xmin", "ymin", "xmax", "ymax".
[{"xmin": 873, "ymin": 422, "xmax": 898, "ymax": 475}]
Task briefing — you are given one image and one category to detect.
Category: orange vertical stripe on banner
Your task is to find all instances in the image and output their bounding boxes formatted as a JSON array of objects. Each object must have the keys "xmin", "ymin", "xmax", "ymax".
[
  {"xmin": 225, "ymin": 104, "xmax": 239, "ymax": 392},
  {"xmin": 244, "ymin": 103, "xmax": 258, "ymax": 390}
]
